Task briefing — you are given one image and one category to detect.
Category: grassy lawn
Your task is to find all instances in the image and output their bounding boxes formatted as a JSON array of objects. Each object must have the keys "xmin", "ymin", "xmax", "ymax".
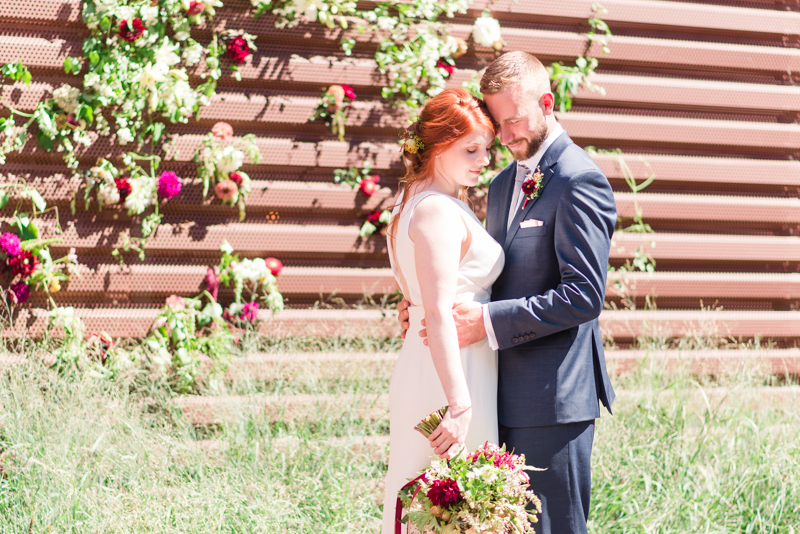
[{"xmin": 0, "ymin": 345, "xmax": 798, "ymax": 533}]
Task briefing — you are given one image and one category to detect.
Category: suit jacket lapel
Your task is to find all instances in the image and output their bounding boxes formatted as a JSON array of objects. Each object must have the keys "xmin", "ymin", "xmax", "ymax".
[
  {"xmin": 487, "ymin": 161, "xmax": 518, "ymax": 245},
  {"xmin": 503, "ymin": 132, "xmax": 573, "ymax": 252}
]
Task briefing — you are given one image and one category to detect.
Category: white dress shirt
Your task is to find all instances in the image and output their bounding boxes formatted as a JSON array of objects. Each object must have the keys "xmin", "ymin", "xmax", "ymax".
[{"xmin": 482, "ymin": 123, "xmax": 565, "ymax": 351}]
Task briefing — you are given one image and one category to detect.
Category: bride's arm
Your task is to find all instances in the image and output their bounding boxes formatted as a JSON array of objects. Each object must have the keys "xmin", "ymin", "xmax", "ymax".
[{"xmin": 409, "ymin": 195, "xmax": 472, "ymax": 459}]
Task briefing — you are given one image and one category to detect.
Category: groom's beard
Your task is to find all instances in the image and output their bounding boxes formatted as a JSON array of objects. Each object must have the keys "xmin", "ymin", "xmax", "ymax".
[{"xmin": 506, "ymin": 120, "xmax": 548, "ymax": 161}]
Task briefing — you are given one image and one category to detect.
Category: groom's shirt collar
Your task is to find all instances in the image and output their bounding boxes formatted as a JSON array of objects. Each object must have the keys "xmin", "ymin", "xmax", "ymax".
[{"xmin": 518, "ymin": 122, "xmax": 564, "ymax": 172}]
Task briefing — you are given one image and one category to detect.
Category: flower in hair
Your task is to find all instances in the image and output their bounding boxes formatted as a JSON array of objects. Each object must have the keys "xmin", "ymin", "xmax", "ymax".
[{"xmin": 404, "ymin": 134, "xmax": 425, "ymax": 154}]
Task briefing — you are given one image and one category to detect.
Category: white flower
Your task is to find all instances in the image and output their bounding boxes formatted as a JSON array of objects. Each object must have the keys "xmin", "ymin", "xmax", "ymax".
[
  {"xmin": 117, "ymin": 127, "xmax": 134, "ymax": 144},
  {"xmin": 472, "ymin": 15, "xmax": 502, "ymax": 48},
  {"xmin": 232, "ymin": 258, "xmax": 269, "ymax": 283},
  {"xmin": 115, "ymin": 6, "xmax": 135, "ymax": 22},
  {"xmin": 139, "ymin": 5, "xmax": 159, "ymax": 26},
  {"xmin": 170, "ymin": 80, "xmax": 196, "ymax": 109},
  {"xmin": 154, "ymin": 39, "xmax": 181, "ymax": 68},
  {"xmin": 97, "ymin": 183, "xmax": 120, "ymax": 205},
  {"xmin": 220, "ymin": 240, "xmax": 234, "ymax": 255},
  {"xmin": 183, "ymin": 41, "xmax": 204, "ymax": 66},
  {"xmin": 124, "ymin": 177, "xmax": 154, "ymax": 214},
  {"xmin": 293, "ymin": 0, "xmax": 324, "ymax": 21},
  {"xmin": 476, "ymin": 464, "xmax": 499, "ymax": 483},
  {"xmin": 216, "ymin": 145, "xmax": 244, "ymax": 174},
  {"xmin": 174, "ymin": 31, "xmax": 190, "ymax": 41},
  {"xmin": 134, "ymin": 62, "xmax": 168, "ymax": 94},
  {"xmin": 376, "ymin": 16, "xmax": 396, "ymax": 30},
  {"xmin": 52, "ymin": 84, "xmax": 81, "ymax": 114}
]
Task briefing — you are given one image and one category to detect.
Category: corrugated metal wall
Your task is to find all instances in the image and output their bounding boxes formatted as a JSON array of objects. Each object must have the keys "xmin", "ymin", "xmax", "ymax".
[{"xmin": 1, "ymin": 0, "xmax": 799, "ymax": 344}]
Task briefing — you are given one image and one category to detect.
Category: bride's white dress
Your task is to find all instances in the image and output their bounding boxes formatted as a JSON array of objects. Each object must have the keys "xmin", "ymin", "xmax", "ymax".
[{"xmin": 381, "ymin": 190, "xmax": 505, "ymax": 534}]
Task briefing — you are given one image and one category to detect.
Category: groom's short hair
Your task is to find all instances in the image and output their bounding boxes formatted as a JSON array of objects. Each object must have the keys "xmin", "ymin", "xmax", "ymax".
[{"xmin": 480, "ymin": 51, "xmax": 551, "ymax": 99}]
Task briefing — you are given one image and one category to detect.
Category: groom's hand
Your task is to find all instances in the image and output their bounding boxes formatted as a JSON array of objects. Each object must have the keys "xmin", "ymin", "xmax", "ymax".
[
  {"xmin": 420, "ymin": 300, "xmax": 487, "ymax": 348},
  {"xmin": 396, "ymin": 298, "xmax": 410, "ymax": 339}
]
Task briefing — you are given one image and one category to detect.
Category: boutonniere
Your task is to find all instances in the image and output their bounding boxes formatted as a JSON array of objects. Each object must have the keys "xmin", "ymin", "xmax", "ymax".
[{"xmin": 521, "ymin": 165, "xmax": 544, "ymax": 209}]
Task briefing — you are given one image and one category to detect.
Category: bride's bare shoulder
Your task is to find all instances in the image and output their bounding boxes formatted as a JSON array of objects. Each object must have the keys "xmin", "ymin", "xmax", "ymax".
[{"xmin": 408, "ymin": 194, "xmax": 466, "ymax": 242}]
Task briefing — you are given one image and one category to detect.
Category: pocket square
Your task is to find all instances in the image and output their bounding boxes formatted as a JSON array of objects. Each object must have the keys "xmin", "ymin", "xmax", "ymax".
[{"xmin": 520, "ymin": 219, "xmax": 544, "ymax": 228}]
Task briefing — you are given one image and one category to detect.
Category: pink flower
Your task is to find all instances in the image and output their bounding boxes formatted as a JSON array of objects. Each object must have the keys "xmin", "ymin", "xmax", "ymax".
[
  {"xmin": 203, "ymin": 266, "xmax": 220, "ymax": 301},
  {"xmin": 8, "ymin": 251, "xmax": 38, "ymax": 278},
  {"xmin": 119, "ymin": 18, "xmax": 145, "ymax": 43},
  {"xmin": 264, "ymin": 257, "xmax": 283, "ymax": 276},
  {"xmin": 340, "ymin": 84, "xmax": 356, "ymax": 101},
  {"xmin": 6, "ymin": 281, "xmax": 29, "ymax": 306},
  {"xmin": 188, "ymin": 1, "xmax": 205, "ymax": 15},
  {"xmin": 215, "ymin": 179, "xmax": 238, "ymax": 201},
  {"xmin": 66, "ymin": 113, "xmax": 79, "ymax": 126},
  {"xmin": 226, "ymin": 36, "xmax": 251, "ymax": 64},
  {"xmin": 211, "ymin": 122, "xmax": 234, "ymax": 140},
  {"xmin": 0, "ymin": 232, "xmax": 21, "ymax": 257},
  {"xmin": 436, "ymin": 58, "xmax": 454, "ymax": 76},
  {"xmin": 157, "ymin": 171, "xmax": 182, "ymax": 199},
  {"xmin": 229, "ymin": 171, "xmax": 243, "ymax": 187},
  {"xmin": 426, "ymin": 478, "xmax": 463, "ymax": 508},
  {"xmin": 165, "ymin": 295, "xmax": 185, "ymax": 311},
  {"xmin": 359, "ymin": 177, "xmax": 378, "ymax": 197},
  {"xmin": 116, "ymin": 177, "xmax": 132, "ymax": 201},
  {"xmin": 240, "ymin": 302, "xmax": 259, "ymax": 323}
]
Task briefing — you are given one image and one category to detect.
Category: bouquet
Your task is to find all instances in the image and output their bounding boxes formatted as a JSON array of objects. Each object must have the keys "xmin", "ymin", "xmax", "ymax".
[{"xmin": 398, "ymin": 407, "xmax": 543, "ymax": 533}]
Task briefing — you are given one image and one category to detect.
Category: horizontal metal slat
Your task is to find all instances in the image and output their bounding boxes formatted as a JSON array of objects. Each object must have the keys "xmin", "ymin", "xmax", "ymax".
[
  {"xmin": 614, "ymin": 192, "xmax": 800, "ymax": 223},
  {"xmin": 611, "ymin": 232, "xmax": 800, "ymax": 262}
]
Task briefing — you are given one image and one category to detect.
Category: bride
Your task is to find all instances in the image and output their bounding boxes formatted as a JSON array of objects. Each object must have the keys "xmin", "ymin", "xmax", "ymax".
[{"xmin": 381, "ymin": 88, "xmax": 505, "ymax": 534}]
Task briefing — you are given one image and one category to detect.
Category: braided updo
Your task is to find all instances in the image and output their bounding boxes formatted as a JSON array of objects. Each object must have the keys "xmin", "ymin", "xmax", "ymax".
[{"xmin": 390, "ymin": 88, "xmax": 495, "ymax": 237}]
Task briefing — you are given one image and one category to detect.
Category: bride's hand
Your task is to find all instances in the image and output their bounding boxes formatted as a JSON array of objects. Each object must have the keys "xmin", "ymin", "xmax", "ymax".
[{"xmin": 428, "ymin": 406, "xmax": 472, "ymax": 459}]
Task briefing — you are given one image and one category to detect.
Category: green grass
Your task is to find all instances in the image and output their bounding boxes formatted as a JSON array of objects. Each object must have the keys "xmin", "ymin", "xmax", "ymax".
[{"xmin": 0, "ymin": 347, "xmax": 798, "ymax": 533}]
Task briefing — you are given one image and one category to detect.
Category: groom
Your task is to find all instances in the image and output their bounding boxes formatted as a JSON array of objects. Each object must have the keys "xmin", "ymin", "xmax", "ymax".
[{"xmin": 398, "ymin": 51, "xmax": 616, "ymax": 534}]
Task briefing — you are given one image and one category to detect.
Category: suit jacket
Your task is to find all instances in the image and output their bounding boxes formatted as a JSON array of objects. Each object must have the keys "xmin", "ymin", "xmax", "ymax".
[{"xmin": 486, "ymin": 132, "xmax": 616, "ymax": 428}]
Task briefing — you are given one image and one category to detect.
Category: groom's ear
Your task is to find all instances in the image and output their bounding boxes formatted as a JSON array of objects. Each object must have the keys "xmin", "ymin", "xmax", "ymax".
[{"xmin": 541, "ymin": 92, "xmax": 555, "ymax": 115}]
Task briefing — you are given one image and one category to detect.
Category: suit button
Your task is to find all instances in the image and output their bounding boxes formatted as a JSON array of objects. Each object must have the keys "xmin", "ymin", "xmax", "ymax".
[
  {"xmin": 512, "ymin": 337, "xmax": 519, "ymax": 343},
  {"xmin": 531, "ymin": 333, "xmax": 536, "ymax": 338}
]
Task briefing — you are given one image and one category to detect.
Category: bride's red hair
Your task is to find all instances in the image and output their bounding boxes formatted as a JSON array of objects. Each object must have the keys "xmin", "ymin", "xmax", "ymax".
[{"xmin": 388, "ymin": 88, "xmax": 495, "ymax": 239}]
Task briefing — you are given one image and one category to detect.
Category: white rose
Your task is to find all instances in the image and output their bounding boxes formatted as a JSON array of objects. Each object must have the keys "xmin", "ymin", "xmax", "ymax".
[
  {"xmin": 154, "ymin": 39, "xmax": 181, "ymax": 68},
  {"xmin": 472, "ymin": 15, "xmax": 502, "ymax": 48},
  {"xmin": 174, "ymin": 31, "xmax": 190, "ymax": 41},
  {"xmin": 97, "ymin": 183, "xmax": 120, "ymax": 205},
  {"xmin": 124, "ymin": 177, "xmax": 154, "ymax": 214},
  {"xmin": 117, "ymin": 127, "xmax": 134, "ymax": 144},
  {"xmin": 216, "ymin": 146, "xmax": 244, "ymax": 174}
]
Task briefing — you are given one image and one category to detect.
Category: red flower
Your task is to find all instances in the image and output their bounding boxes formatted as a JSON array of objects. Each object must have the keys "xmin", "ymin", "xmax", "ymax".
[
  {"xmin": 226, "ymin": 36, "xmax": 251, "ymax": 65},
  {"xmin": 264, "ymin": 257, "xmax": 283, "ymax": 276},
  {"xmin": 118, "ymin": 18, "xmax": 145, "ymax": 43},
  {"xmin": 6, "ymin": 281, "xmax": 30, "ymax": 306},
  {"xmin": 359, "ymin": 178, "xmax": 378, "ymax": 197},
  {"xmin": 188, "ymin": 1, "xmax": 205, "ymax": 15},
  {"xmin": 426, "ymin": 478, "xmax": 463, "ymax": 508},
  {"xmin": 367, "ymin": 209, "xmax": 382, "ymax": 225},
  {"xmin": 8, "ymin": 250, "xmax": 38, "ymax": 278},
  {"xmin": 340, "ymin": 84, "xmax": 356, "ymax": 101},
  {"xmin": 229, "ymin": 172, "xmax": 243, "ymax": 187},
  {"xmin": 521, "ymin": 179, "xmax": 539, "ymax": 196},
  {"xmin": 436, "ymin": 58, "xmax": 454, "ymax": 76},
  {"xmin": 116, "ymin": 177, "xmax": 132, "ymax": 201}
]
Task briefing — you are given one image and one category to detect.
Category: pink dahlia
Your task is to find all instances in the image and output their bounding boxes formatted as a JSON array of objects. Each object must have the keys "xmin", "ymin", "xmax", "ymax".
[
  {"xmin": 240, "ymin": 301, "xmax": 259, "ymax": 323},
  {"xmin": 203, "ymin": 266, "xmax": 220, "ymax": 302},
  {"xmin": 116, "ymin": 177, "xmax": 132, "ymax": 201},
  {"xmin": 6, "ymin": 281, "xmax": 30, "ymax": 306},
  {"xmin": 340, "ymin": 84, "xmax": 356, "ymax": 101},
  {"xmin": 436, "ymin": 58, "xmax": 454, "ymax": 76},
  {"xmin": 264, "ymin": 257, "xmax": 282, "ymax": 276},
  {"xmin": 215, "ymin": 179, "xmax": 238, "ymax": 201},
  {"xmin": 8, "ymin": 250, "xmax": 38, "ymax": 278},
  {"xmin": 426, "ymin": 478, "xmax": 462, "ymax": 508},
  {"xmin": 119, "ymin": 18, "xmax": 145, "ymax": 43},
  {"xmin": 211, "ymin": 122, "xmax": 234, "ymax": 140},
  {"xmin": 157, "ymin": 171, "xmax": 182, "ymax": 199},
  {"xmin": 188, "ymin": 1, "xmax": 205, "ymax": 15},
  {"xmin": 0, "ymin": 232, "xmax": 21, "ymax": 257},
  {"xmin": 226, "ymin": 36, "xmax": 251, "ymax": 65}
]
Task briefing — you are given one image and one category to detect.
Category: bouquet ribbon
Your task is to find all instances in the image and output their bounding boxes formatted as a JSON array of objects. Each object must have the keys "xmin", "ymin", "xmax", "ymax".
[{"xmin": 395, "ymin": 473, "xmax": 427, "ymax": 534}]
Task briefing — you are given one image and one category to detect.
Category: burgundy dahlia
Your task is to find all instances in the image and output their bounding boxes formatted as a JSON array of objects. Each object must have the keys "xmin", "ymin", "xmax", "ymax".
[
  {"xmin": 341, "ymin": 84, "xmax": 356, "ymax": 101},
  {"xmin": 157, "ymin": 171, "xmax": 182, "ymax": 199},
  {"xmin": 8, "ymin": 250, "xmax": 38, "ymax": 278},
  {"xmin": 436, "ymin": 58, "xmax": 454, "ymax": 76},
  {"xmin": 116, "ymin": 177, "xmax": 132, "ymax": 201},
  {"xmin": 0, "ymin": 232, "xmax": 21, "ymax": 257},
  {"xmin": 522, "ymin": 179, "xmax": 539, "ymax": 196},
  {"xmin": 119, "ymin": 18, "xmax": 145, "ymax": 43},
  {"xmin": 6, "ymin": 281, "xmax": 30, "ymax": 306},
  {"xmin": 426, "ymin": 478, "xmax": 463, "ymax": 508},
  {"xmin": 226, "ymin": 36, "xmax": 251, "ymax": 65},
  {"xmin": 188, "ymin": 1, "xmax": 205, "ymax": 15}
]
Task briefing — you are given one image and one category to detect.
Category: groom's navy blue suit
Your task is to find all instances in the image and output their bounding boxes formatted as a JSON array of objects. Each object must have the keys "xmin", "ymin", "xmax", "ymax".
[{"xmin": 486, "ymin": 131, "xmax": 616, "ymax": 534}]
